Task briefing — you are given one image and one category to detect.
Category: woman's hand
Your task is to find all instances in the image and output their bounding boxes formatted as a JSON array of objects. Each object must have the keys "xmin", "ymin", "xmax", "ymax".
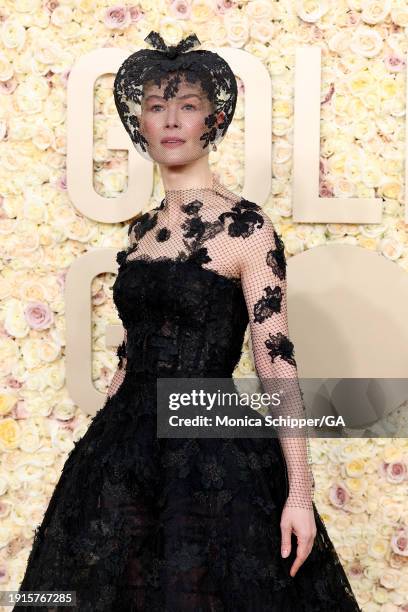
[{"xmin": 280, "ymin": 503, "xmax": 317, "ymax": 577}]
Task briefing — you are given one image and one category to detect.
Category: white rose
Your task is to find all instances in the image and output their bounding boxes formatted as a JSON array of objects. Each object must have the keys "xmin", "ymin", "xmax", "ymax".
[
  {"xmin": 271, "ymin": 116, "xmax": 291, "ymax": 137},
  {"xmin": 250, "ymin": 21, "xmax": 275, "ymax": 44},
  {"xmin": 52, "ymin": 398, "xmax": 76, "ymax": 421},
  {"xmin": 380, "ymin": 237, "xmax": 404, "ymax": 261},
  {"xmin": 190, "ymin": 0, "xmax": 214, "ymax": 23},
  {"xmin": 15, "ymin": 76, "xmax": 49, "ymax": 114},
  {"xmin": 391, "ymin": 4, "xmax": 408, "ymax": 27},
  {"xmin": 98, "ymin": 168, "xmax": 128, "ymax": 196},
  {"xmin": 24, "ymin": 396, "xmax": 53, "ymax": 418},
  {"xmin": 224, "ymin": 13, "xmax": 249, "ymax": 48},
  {"xmin": 48, "ymin": 202, "xmax": 77, "ymax": 226},
  {"xmin": 246, "ymin": 0, "xmax": 274, "ymax": 20},
  {"xmin": 284, "ymin": 233, "xmax": 304, "ymax": 256},
  {"xmin": 43, "ymin": 89, "xmax": 66, "ymax": 126},
  {"xmin": 51, "ymin": 426, "xmax": 75, "ymax": 453},
  {"xmin": 15, "ymin": 462, "xmax": 44, "ymax": 484},
  {"xmin": 4, "ymin": 300, "xmax": 30, "ymax": 338},
  {"xmin": 296, "ymin": 0, "xmax": 329, "ymax": 23},
  {"xmin": 328, "ymin": 30, "xmax": 352, "ymax": 55},
  {"xmin": 0, "ymin": 52, "xmax": 13, "ymax": 81},
  {"xmin": 22, "ymin": 192, "xmax": 47, "ymax": 223},
  {"xmin": 332, "ymin": 176, "xmax": 356, "ymax": 198},
  {"xmin": 1, "ymin": 16, "xmax": 26, "ymax": 49},
  {"xmin": 37, "ymin": 339, "xmax": 61, "ymax": 364},
  {"xmin": 46, "ymin": 361, "xmax": 65, "ymax": 391},
  {"xmin": 51, "ymin": 5, "xmax": 74, "ymax": 26},
  {"xmin": 18, "ymin": 424, "xmax": 41, "ymax": 453},
  {"xmin": 32, "ymin": 123, "xmax": 55, "ymax": 152},
  {"xmin": 368, "ymin": 537, "xmax": 388, "ymax": 559},
  {"xmin": 361, "ymin": 0, "xmax": 391, "ymax": 25},
  {"xmin": 379, "ymin": 569, "xmax": 401, "ymax": 589},
  {"xmin": 0, "ymin": 477, "xmax": 7, "ymax": 496},
  {"xmin": 208, "ymin": 20, "xmax": 228, "ymax": 46},
  {"xmin": 0, "ymin": 521, "xmax": 13, "ymax": 548},
  {"xmin": 350, "ymin": 26, "xmax": 383, "ymax": 58},
  {"xmin": 18, "ymin": 278, "xmax": 47, "ymax": 303}
]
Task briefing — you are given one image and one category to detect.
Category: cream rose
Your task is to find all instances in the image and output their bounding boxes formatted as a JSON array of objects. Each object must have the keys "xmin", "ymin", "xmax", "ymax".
[{"xmin": 0, "ymin": 419, "xmax": 21, "ymax": 451}]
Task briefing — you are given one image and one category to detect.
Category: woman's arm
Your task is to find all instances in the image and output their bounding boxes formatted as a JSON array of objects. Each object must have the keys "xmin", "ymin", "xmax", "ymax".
[{"xmin": 239, "ymin": 213, "xmax": 315, "ymax": 510}]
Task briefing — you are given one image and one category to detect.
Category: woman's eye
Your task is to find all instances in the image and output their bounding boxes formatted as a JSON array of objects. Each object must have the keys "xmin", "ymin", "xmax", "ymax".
[{"xmin": 150, "ymin": 103, "xmax": 196, "ymax": 112}]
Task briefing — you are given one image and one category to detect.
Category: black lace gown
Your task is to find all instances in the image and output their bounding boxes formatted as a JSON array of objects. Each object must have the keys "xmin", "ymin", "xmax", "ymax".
[{"xmin": 17, "ymin": 177, "xmax": 361, "ymax": 611}]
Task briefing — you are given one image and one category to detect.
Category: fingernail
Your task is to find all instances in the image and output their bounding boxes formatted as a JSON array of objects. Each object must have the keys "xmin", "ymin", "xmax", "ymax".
[{"xmin": 282, "ymin": 549, "xmax": 289, "ymax": 557}]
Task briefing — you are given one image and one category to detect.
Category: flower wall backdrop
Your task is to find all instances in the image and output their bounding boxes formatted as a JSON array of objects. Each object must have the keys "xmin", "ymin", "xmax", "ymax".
[{"xmin": 0, "ymin": 0, "xmax": 408, "ymax": 609}]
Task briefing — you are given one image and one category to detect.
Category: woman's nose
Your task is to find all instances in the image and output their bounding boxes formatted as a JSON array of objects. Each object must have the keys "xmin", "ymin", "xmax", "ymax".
[{"xmin": 164, "ymin": 103, "xmax": 180, "ymax": 128}]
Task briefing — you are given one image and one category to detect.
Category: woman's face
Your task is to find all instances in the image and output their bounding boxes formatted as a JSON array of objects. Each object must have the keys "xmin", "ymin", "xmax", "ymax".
[{"xmin": 139, "ymin": 76, "xmax": 222, "ymax": 165}]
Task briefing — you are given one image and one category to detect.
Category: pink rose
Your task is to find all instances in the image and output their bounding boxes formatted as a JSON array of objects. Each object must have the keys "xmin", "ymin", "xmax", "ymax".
[
  {"xmin": 92, "ymin": 288, "xmax": 107, "ymax": 306},
  {"xmin": 103, "ymin": 5, "xmax": 131, "ymax": 30},
  {"xmin": 11, "ymin": 400, "xmax": 29, "ymax": 420},
  {"xmin": 56, "ymin": 173, "xmax": 67, "ymax": 191},
  {"xmin": 128, "ymin": 5, "xmax": 143, "ymax": 22},
  {"xmin": 384, "ymin": 54, "xmax": 406, "ymax": 73},
  {"xmin": 5, "ymin": 376, "xmax": 22, "ymax": 390},
  {"xmin": 0, "ymin": 78, "xmax": 18, "ymax": 95},
  {"xmin": 346, "ymin": 11, "xmax": 361, "ymax": 26},
  {"xmin": 349, "ymin": 562, "xmax": 363, "ymax": 577},
  {"xmin": 385, "ymin": 461, "xmax": 407, "ymax": 484},
  {"xmin": 215, "ymin": 0, "xmax": 235, "ymax": 15},
  {"xmin": 56, "ymin": 271, "xmax": 67, "ymax": 291},
  {"xmin": 169, "ymin": 0, "xmax": 192, "ymax": 19},
  {"xmin": 319, "ymin": 180, "xmax": 334, "ymax": 197},
  {"xmin": 24, "ymin": 301, "xmax": 54, "ymax": 330},
  {"xmin": 329, "ymin": 483, "xmax": 350, "ymax": 508},
  {"xmin": 391, "ymin": 527, "xmax": 408, "ymax": 557},
  {"xmin": 44, "ymin": 0, "xmax": 59, "ymax": 13},
  {"xmin": 320, "ymin": 158, "xmax": 329, "ymax": 176}
]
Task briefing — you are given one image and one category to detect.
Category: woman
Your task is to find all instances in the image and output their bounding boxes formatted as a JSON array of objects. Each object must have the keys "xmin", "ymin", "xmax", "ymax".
[{"xmin": 17, "ymin": 32, "xmax": 361, "ymax": 611}]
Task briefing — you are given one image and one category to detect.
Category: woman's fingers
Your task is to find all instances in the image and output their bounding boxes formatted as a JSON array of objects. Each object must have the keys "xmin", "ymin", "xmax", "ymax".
[
  {"xmin": 289, "ymin": 534, "xmax": 314, "ymax": 577},
  {"xmin": 280, "ymin": 519, "xmax": 292, "ymax": 558}
]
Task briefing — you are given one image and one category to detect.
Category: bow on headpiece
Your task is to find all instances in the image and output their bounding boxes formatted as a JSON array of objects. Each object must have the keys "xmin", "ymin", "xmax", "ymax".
[{"xmin": 144, "ymin": 30, "xmax": 201, "ymax": 59}]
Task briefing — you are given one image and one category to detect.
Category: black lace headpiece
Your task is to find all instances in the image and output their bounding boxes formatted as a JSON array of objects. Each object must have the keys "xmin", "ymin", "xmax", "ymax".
[{"xmin": 113, "ymin": 31, "xmax": 238, "ymax": 158}]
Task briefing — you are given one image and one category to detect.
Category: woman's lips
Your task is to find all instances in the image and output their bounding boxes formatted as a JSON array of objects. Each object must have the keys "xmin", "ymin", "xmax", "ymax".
[{"xmin": 160, "ymin": 138, "xmax": 185, "ymax": 148}]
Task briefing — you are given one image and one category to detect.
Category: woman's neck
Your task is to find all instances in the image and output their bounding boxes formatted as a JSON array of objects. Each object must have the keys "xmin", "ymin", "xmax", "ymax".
[{"xmin": 159, "ymin": 156, "xmax": 213, "ymax": 193}]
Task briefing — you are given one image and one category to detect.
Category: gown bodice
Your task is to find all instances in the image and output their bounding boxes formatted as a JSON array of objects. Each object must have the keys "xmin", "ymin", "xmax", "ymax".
[
  {"xmin": 112, "ymin": 257, "xmax": 248, "ymax": 378},
  {"xmin": 112, "ymin": 173, "xmax": 252, "ymax": 379}
]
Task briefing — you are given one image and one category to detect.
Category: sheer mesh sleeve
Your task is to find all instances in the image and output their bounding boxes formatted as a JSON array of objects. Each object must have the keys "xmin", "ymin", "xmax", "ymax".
[
  {"xmin": 240, "ymin": 213, "xmax": 315, "ymax": 510},
  {"xmin": 106, "ymin": 328, "xmax": 127, "ymax": 400}
]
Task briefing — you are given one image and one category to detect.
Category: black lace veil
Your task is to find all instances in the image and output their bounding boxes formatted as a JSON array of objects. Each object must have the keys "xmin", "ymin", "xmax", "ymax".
[{"xmin": 113, "ymin": 31, "xmax": 238, "ymax": 161}]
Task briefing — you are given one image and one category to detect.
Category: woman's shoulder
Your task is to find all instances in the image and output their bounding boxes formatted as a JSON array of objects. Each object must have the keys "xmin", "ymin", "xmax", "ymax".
[
  {"xmin": 127, "ymin": 208, "xmax": 158, "ymax": 243},
  {"xmin": 217, "ymin": 189, "xmax": 280, "ymax": 244}
]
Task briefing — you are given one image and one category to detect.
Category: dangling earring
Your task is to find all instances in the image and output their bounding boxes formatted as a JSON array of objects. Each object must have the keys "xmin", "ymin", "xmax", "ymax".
[{"xmin": 212, "ymin": 142, "xmax": 217, "ymax": 152}]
